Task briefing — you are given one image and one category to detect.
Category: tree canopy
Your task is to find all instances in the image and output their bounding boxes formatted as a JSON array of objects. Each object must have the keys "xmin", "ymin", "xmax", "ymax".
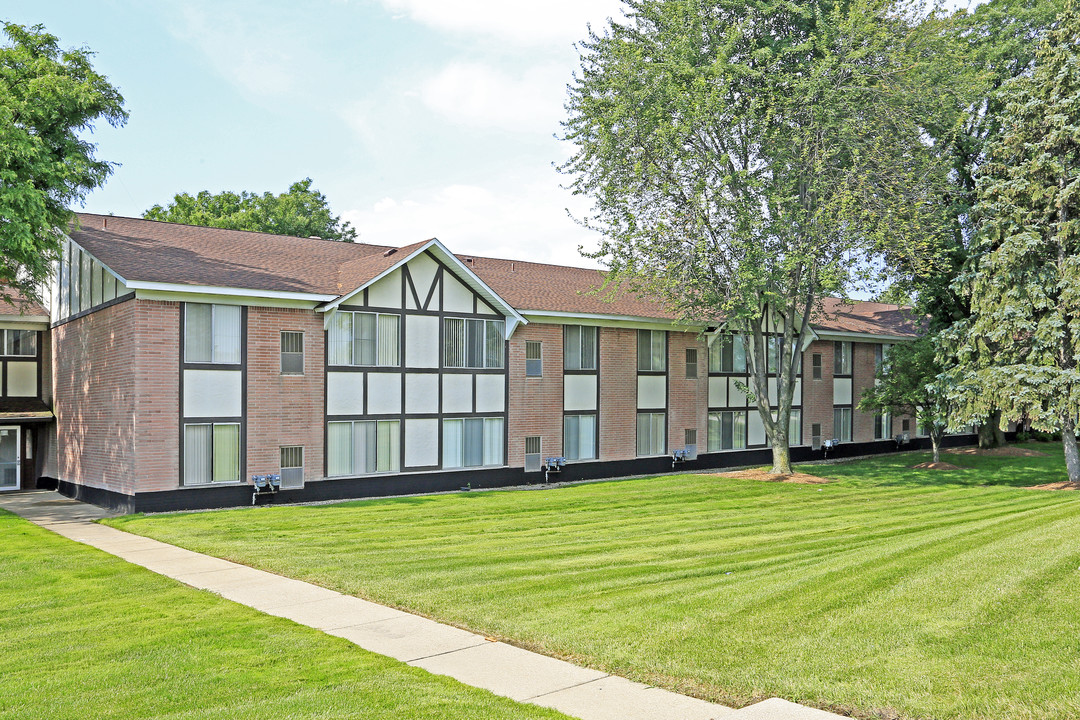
[
  {"xmin": 0, "ymin": 22, "xmax": 126, "ymax": 304},
  {"xmin": 144, "ymin": 178, "xmax": 357, "ymax": 242},
  {"xmin": 943, "ymin": 0, "xmax": 1080, "ymax": 480},
  {"xmin": 561, "ymin": 0, "xmax": 953, "ymax": 472}
]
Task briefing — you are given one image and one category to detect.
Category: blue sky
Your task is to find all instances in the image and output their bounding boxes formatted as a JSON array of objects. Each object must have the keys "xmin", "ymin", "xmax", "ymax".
[{"xmin": 7, "ymin": 0, "xmax": 978, "ymax": 268}]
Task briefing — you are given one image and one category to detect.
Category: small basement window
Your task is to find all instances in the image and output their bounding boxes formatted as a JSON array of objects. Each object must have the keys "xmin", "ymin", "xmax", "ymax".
[
  {"xmin": 525, "ymin": 341, "xmax": 542, "ymax": 377},
  {"xmin": 280, "ymin": 446, "xmax": 304, "ymax": 488},
  {"xmin": 281, "ymin": 331, "xmax": 304, "ymax": 374},
  {"xmin": 524, "ymin": 436, "xmax": 541, "ymax": 472}
]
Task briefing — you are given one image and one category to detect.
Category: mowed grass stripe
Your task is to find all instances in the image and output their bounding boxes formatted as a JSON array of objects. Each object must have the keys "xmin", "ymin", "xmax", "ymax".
[{"xmin": 109, "ymin": 446, "xmax": 1080, "ymax": 720}]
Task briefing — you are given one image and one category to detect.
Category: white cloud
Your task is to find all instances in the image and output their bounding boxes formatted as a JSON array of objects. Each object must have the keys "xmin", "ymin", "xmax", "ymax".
[
  {"xmin": 418, "ymin": 62, "xmax": 567, "ymax": 133},
  {"xmin": 342, "ymin": 177, "xmax": 603, "ymax": 267},
  {"xmin": 377, "ymin": 0, "xmax": 624, "ymax": 46}
]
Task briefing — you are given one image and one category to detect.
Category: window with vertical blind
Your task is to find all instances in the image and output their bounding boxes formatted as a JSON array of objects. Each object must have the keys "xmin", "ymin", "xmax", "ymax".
[
  {"xmin": 874, "ymin": 411, "xmax": 892, "ymax": 440},
  {"xmin": 442, "ymin": 417, "xmax": 504, "ymax": 468},
  {"xmin": 564, "ymin": 326, "xmax": 597, "ymax": 370},
  {"xmin": 637, "ymin": 330, "xmax": 666, "ymax": 372},
  {"xmin": 709, "ymin": 334, "xmax": 747, "ymax": 373},
  {"xmin": 0, "ymin": 330, "xmax": 36, "ymax": 357},
  {"xmin": 183, "ymin": 423, "xmax": 240, "ymax": 485},
  {"xmin": 326, "ymin": 420, "xmax": 400, "ymax": 475},
  {"xmin": 636, "ymin": 412, "xmax": 666, "ymax": 455},
  {"xmin": 444, "ymin": 318, "xmax": 504, "ymax": 368},
  {"xmin": 563, "ymin": 414, "xmax": 597, "ymax": 460},
  {"xmin": 185, "ymin": 303, "xmax": 241, "ymax": 364},
  {"xmin": 328, "ymin": 311, "xmax": 400, "ymax": 366},
  {"xmin": 708, "ymin": 411, "xmax": 747, "ymax": 451},
  {"xmin": 834, "ymin": 407, "xmax": 853, "ymax": 442},
  {"xmin": 834, "ymin": 341, "xmax": 852, "ymax": 376}
]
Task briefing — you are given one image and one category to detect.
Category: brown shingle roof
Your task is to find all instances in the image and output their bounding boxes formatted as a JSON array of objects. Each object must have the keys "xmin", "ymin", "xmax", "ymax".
[
  {"xmin": 0, "ymin": 287, "xmax": 48, "ymax": 317},
  {"xmin": 811, "ymin": 297, "xmax": 921, "ymax": 338}
]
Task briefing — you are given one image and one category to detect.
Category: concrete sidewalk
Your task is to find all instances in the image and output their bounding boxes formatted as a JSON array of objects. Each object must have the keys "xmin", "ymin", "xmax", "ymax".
[{"xmin": 2, "ymin": 491, "xmax": 846, "ymax": 720}]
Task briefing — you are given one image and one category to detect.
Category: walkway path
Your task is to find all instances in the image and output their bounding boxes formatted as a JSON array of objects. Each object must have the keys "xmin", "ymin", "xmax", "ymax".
[{"xmin": 2, "ymin": 491, "xmax": 846, "ymax": 720}]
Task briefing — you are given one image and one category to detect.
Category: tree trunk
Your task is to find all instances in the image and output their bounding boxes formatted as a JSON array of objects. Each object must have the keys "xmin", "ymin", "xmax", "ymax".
[
  {"xmin": 978, "ymin": 408, "xmax": 1005, "ymax": 449},
  {"xmin": 1061, "ymin": 415, "xmax": 1080, "ymax": 484},
  {"xmin": 931, "ymin": 431, "xmax": 941, "ymax": 464},
  {"xmin": 771, "ymin": 442, "xmax": 793, "ymax": 475}
]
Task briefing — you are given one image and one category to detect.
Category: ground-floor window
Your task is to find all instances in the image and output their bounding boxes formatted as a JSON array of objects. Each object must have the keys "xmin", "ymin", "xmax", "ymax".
[
  {"xmin": 636, "ymin": 412, "xmax": 666, "ymax": 456},
  {"xmin": 834, "ymin": 407, "xmax": 853, "ymax": 442},
  {"xmin": 327, "ymin": 420, "xmax": 400, "ymax": 476},
  {"xmin": 874, "ymin": 412, "xmax": 892, "ymax": 440},
  {"xmin": 708, "ymin": 411, "xmax": 747, "ymax": 451},
  {"xmin": 184, "ymin": 423, "xmax": 240, "ymax": 484},
  {"xmin": 280, "ymin": 446, "xmax": 304, "ymax": 487},
  {"xmin": 787, "ymin": 409, "xmax": 803, "ymax": 445},
  {"xmin": 443, "ymin": 417, "xmax": 503, "ymax": 468},
  {"xmin": 564, "ymin": 414, "xmax": 597, "ymax": 460}
]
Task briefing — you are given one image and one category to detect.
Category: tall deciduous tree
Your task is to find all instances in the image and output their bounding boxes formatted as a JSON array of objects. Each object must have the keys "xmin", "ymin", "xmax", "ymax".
[
  {"xmin": 144, "ymin": 178, "xmax": 357, "ymax": 242},
  {"xmin": 561, "ymin": 0, "xmax": 951, "ymax": 473},
  {"xmin": 944, "ymin": 0, "xmax": 1080, "ymax": 481},
  {"xmin": 0, "ymin": 23, "xmax": 126, "ymax": 304}
]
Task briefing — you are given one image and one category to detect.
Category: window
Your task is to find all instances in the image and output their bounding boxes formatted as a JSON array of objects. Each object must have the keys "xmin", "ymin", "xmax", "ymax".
[
  {"xmin": 684, "ymin": 428, "xmax": 697, "ymax": 447},
  {"xmin": 524, "ymin": 436, "xmax": 542, "ymax": 471},
  {"xmin": 875, "ymin": 343, "xmax": 892, "ymax": 374},
  {"xmin": 280, "ymin": 331, "xmax": 304, "ymax": 374},
  {"xmin": 708, "ymin": 411, "xmax": 747, "ymax": 451},
  {"xmin": 327, "ymin": 420, "xmax": 400, "ymax": 475},
  {"xmin": 443, "ymin": 417, "xmax": 504, "ymax": 468},
  {"xmin": 834, "ymin": 407, "xmax": 852, "ymax": 442},
  {"xmin": 564, "ymin": 326, "xmax": 597, "ymax": 370},
  {"xmin": 444, "ymin": 318, "xmax": 504, "ymax": 369},
  {"xmin": 766, "ymin": 336, "xmax": 780, "ymax": 374},
  {"xmin": 329, "ymin": 311, "xmax": 399, "ymax": 366},
  {"xmin": 874, "ymin": 412, "xmax": 892, "ymax": 440},
  {"xmin": 812, "ymin": 353, "xmax": 822, "ymax": 380},
  {"xmin": 184, "ymin": 423, "xmax": 240, "ymax": 485},
  {"xmin": 788, "ymin": 409, "xmax": 802, "ymax": 445},
  {"xmin": 563, "ymin": 414, "xmax": 597, "ymax": 460},
  {"xmin": 811, "ymin": 423, "xmax": 822, "ymax": 449},
  {"xmin": 685, "ymin": 348, "xmax": 698, "ymax": 378},
  {"xmin": 185, "ymin": 303, "xmax": 241, "ymax": 364},
  {"xmin": 637, "ymin": 330, "xmax": 666, "ymax": 372},
  {"xmin": 525, "ymin": 341, "xmax": 542, "ymax": 377},
  {"xmin": 280, "ymin": 446, "xmax": 303, "ymax": 488},
  {"xmin": 902, "ymin": 418, "xmax": 911, "ymax": 432},
  {"xmin": 636, "ymin": 412, "xmax": 666, "ymax": 455},
  {"xmin": 0, "ymin": 329, "xmax": 36, "ymax": 357},
  {"xmin": 709, "ymin": 334, "xmax": 747, "ymax": 373},
  {"xmin": 834, "ymin": 341, "xmax": 852, "ymax": 376}
]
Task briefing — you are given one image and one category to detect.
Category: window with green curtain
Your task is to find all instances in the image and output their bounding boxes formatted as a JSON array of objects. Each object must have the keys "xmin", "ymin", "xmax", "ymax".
[{"xmin": 212, "ymin": 424, "xmax": 240, "ymax": 482}]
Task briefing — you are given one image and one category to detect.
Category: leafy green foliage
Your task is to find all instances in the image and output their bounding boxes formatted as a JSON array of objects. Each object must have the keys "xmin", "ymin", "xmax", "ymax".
[
  {"xmin": 0, "ymin": 23, "xmax": 126, "ymax": 304},
  {"xmin": 560, "ymin": 0, "xmax": 953, "ymax": 470},
  {"xmin": 144, "ymin": 178, "xmax": 358, "ymax": 242},
  {"xmin": 943, "ymin": 1, "xmax": 1080, "ymax": 477}
]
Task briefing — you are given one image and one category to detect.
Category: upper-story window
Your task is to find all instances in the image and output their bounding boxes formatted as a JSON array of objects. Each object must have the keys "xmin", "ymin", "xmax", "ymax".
[
  {"xmin": 329, "ymin": 311, "xmax": 399, "ymax": 366},
  {"xmin": 834, "ymin": 341, "xmax": 852, "ymax": 376},
  {"xmin": 709, "ymin": 334, "xmax": 747, "ymax": 374},
  {"xmin": 0, "ymin": 329, "xmax": 36, "ymax": 357},
  {"xmin": 637, "ymin": 330, "xmax": 666, "ymax": 372},
  {"xmin": 444, "ymin": 318, "xmax": 503, "ymax": 369},
  {"xmin": 525, "ymin": 341, "xmax": 543, "ymax": 376},
  {"xmin": 185, "ymin": 303, "xmax": 241, "ymax": 364},
  {"xmin": 564, "ymin": 325, "xmax": 597, "ymax": 370},
  {"xmin": 874, "ymin": 343, "xmax": 891, "ymax": 374}
]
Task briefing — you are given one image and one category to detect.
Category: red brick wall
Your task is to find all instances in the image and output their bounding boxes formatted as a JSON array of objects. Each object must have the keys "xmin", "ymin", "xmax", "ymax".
[
  {"xmin": 668, "ymin": 332, "xmax": 707, "ymax": 452},
  {"xmin": 245, "ymin": 307, "xmax": 325, "ymax": 481},
  {"xmin": 852, "ymin": 342, "xmax": 878, "ymax": 442},
  {"xmin": 801, "ymin": 340, "xmax": 835, "ymax": 443},
  {"xmin": 132, "ymin": 300, "xmax": 180, "ymax": 492},
  {"xmin": 53, "ymin": 299, "xmax": 137, "ymax": 494},
  {"xmin": 507, "ymin": 323, "xmax": 564, "ymax": 467},
  {"xmin": 599, "ymin": 327, "xmax": 637, "ymax": 461}
]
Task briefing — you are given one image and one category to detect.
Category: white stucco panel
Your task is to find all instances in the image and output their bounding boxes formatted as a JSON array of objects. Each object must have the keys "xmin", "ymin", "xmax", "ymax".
[
  {"xmin": 748, "ymin": 411, "xmax": 767, "ymax": 446},
  {"xmin": 184, "ymin": 369, "xmax": 242, "ymax": 418},
  {"xmin": 326, "ymin": 372, "xmax": 365, "ymax": 416},
  {"xmin": 564, "ymin": 374, "xmax": 597, "ymax": 412},
  {"xmin": 708, "ymin": 376, "xmax": 727, "ymax": 408},
  {"xmin": 405, "ymin": 373, "xmax": 439, "ymax": 414},
  {"xmin": 367, "ymin": 372, "xmax": 402, "ymax": 414},
  {"xmin": 367, "ymin": 268, "xmax": 402, "ymax": 309},
  {"xmin": 405, "ymin": 314, "xmax": 440, "ymax": 368},
  {"xmin": 475, "ymin": 373, "xmax": 505, "ymax": 412},
  {"xmin": 637, "ymin": 375, "xmax": 666, "ymax": 410},
  {"xmin": 443, "ymin": 272, "xmax": 474, "ymax": 314},
  {"xmin": 833, "ymin": 377, "xmax": 852, "ymax": 406},
  {"xmin": 442, "ymin": 374, "xmax": 473, "ymax": 413},
  {"xmin": 405, "ymin": 418, "xmax": 439, "ymax": 467},
  {"xmin": 406, "ymin": 252, "xmax": 440, "ymax": 310},
  {"xmin": 6, "ymin": 362, "xmax": 37, "ymax": 398}
]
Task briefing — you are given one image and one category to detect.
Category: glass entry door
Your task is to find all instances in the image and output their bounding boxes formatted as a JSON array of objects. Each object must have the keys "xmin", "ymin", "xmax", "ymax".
[{"xmin": 0, "ymin": 427, "xmax": 20, "ymax": 490}]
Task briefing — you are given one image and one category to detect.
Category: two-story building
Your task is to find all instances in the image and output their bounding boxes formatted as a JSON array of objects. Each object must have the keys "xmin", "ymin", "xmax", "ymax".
[{"xmin": 10, "ymin": 213, "xmax": 965, "ymax": 512}]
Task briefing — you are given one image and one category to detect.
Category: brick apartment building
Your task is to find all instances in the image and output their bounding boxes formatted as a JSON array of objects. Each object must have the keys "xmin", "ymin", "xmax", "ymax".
[{"xmin": 0, "ymin": 213, "xmax": 967, "ymax": 512}]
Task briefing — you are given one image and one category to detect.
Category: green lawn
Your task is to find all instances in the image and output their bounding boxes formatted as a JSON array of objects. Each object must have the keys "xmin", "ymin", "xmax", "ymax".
[
  {"xmin": 0, "ymin": 510, "xmax": 568, "ymax": 720},
  {"xmin": 107, "ymin": 445, "xmax": 1080, "ymax": 720}
]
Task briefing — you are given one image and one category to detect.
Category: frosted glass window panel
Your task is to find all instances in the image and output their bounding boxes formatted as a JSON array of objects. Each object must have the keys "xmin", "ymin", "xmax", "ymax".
[
  {"xmin": 355, "ymin": 313, "xmax": 377, "ymax": 366},
  {"xmin": 212, "ymin": 424, "xmax": 240, "ymax": 483},
  {"xmin": 329, "ymin": 313, "xmax": 353, "ymax": 365},
  {"xmin": 91, "ymin": 262, "xmax": 103, "ymax": 306},
  {"xmin": 378, "ymin": 314, "xmax": 400, "ymax": 366},
  {"xmin": 444, "ymin": 319, "xmax": 464, "ymax": 367},
  {"xmin": 185, "ymin": 304, "xmax": 213, "ymax": 363},
  {"xmin": 103, "ymin": 271, "xmax": 117, "ymax": 303},
  {"xmin": 483, "ymin": 418, "xmax": 503, "ymax": 466},
  {"xmin": 443, "ymin": 419, "xmax": 463, "ymax": 468},
  {"xmin": 184, "ymin": 424, "xmax": 212, "ymax": 485},
  {"xmin": 327, "ymin": 422, "xmax": 352, "ymax": 476}
]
